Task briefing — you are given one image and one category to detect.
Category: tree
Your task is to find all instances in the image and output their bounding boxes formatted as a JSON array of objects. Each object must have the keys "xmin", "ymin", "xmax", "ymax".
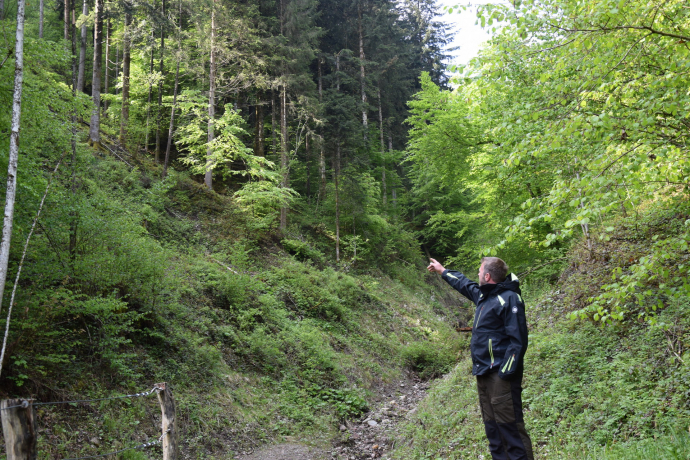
[
  {"xmin": 76, "ymin": 0, "xmax": 88, "ymax": 92},
  {"xmin": 0, "ymin": 0, "xmax": 27, "ymax": 336},
  {"xmin": 89, "ymin": 0, "xmax": 104, "ymax": 147}
]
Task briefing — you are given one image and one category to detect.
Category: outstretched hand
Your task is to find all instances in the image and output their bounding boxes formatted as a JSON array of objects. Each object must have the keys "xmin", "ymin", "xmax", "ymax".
[{"xmin": 427, "ymin": 258, "xmax": 445, "ymax": 274}]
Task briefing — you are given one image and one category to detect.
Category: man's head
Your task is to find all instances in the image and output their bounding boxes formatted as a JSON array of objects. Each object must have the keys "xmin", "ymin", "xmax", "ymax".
[{"xmin": 478, "ymin": 257, "xmax": 508, "ymax": 285}]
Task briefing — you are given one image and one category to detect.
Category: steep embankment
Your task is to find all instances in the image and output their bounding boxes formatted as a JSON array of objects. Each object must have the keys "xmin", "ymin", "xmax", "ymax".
[
  {"xmin": 0, "ymin": 146, "xmax": 464, "ymax": 460},
  {"xmin": 390, "ymin": 207, "xmax": 690, "ymax": 460}
]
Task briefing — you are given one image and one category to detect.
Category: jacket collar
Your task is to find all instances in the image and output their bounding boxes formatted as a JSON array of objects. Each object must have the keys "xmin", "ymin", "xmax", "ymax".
[{"xmin": 478, "ymin": 273, "xmax": 521, "ymax": 296}]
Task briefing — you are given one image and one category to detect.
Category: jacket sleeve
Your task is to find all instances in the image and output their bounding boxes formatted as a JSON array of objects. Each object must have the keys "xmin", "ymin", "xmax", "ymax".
[
  {"xmin": 498, "ymin": 293, "xmax": 528, "ymax": 380},
  {"xmin": 441, "ymin": 270, "xmax": 481, "ymax": 304}
]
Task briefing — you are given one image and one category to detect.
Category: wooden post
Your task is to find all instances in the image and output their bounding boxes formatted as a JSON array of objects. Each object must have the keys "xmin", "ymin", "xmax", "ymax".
[
  {"xmin": 154, "ymin": 383, "xmax": 177, "ymax": 460},
  {"xmin": 0, "ymin": 399, "xmax": 36, "ymax": 460}
]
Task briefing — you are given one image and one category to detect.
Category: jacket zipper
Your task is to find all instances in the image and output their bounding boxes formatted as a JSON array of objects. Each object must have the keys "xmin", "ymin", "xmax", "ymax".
[
  {"xmin": 476, "ymin": 305, "xmax": 485, "ymax": 325},
  {"xmin": 489, "ymin": 338, "xmax": 494, "ymax": 369},
  {"xmin": 501, "ymin": 354, "xmax": 515, "ymax": 374}
]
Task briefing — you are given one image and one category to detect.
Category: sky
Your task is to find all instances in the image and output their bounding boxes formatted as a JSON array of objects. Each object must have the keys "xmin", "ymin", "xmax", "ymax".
[{"xmin": 436, "ymin": 0, "xmax": 503, "ymax": 65}]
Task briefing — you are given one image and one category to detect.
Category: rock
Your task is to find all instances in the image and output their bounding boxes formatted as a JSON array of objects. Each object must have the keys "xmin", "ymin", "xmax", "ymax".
[
  {"xmin": 367, "ymin": 420, "xmax": 378, "ymax": 427},
  {"xmin": 89, "ymin": 437, "xmax": 100, "ymax": 447},
  {"xmin": 340, "ymin": 425, "xmax": 347, "ymax": 432}
]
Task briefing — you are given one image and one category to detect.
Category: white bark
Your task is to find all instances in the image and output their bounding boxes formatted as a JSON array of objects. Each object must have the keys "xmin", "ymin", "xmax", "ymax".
[{"xmin": 0, "ymin": 0, "xmax": 27, "ymax": 333}]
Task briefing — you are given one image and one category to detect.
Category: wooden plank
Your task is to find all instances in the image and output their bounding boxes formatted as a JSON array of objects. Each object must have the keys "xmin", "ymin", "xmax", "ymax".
[
  {"xmin": 155, "ymin": 382, "xmax": 177, "ymax": 460},
  {"xmin": 0, "ymin": 399, "xmax": 36, "ymax": 460}
]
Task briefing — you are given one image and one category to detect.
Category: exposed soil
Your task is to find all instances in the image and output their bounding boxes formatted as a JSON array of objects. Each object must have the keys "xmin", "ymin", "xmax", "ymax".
[{"xmin": 236, "ymin": 373, "xmax": 429, "ymax": 460}]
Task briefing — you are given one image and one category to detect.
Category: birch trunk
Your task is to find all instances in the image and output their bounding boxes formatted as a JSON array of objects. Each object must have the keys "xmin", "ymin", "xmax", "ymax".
[
  {"xmin": 119, "ymin": 5, "xmax": 132, "ymax": 146},
  {"xmin": 89, "ymin": 0, "xmax": 103, "ymax": 147},
  {"xmin": 77, "ymin": 0, "xmax": 87, "ymax": 92},
  {"xmin": 205, "ymin": 4, "xmax": 216, "ymax": 190},
  {"xmin": 0, "ymin": 0, "xmax": 27, "ymax": 316}
]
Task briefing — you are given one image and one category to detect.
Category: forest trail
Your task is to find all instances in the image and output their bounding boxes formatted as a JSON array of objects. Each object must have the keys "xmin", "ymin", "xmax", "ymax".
[{"xmin": 236, "ymin": 374, "xmax": 429, "ymax": 460}]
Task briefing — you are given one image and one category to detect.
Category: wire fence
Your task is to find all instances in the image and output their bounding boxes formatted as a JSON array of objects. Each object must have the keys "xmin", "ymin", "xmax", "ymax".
[{"xmin": 0, "ymin": 383, "xmax": 176, "ymax": 460}]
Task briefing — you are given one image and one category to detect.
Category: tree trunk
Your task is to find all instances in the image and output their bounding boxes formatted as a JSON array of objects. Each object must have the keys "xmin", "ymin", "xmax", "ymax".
[
  {"xmin": 279, "ymin": 84, "xmax": 288, "ymax": 230},
  {"xmin": 164, "ymin": 0, "xmax": 182, "ymax": 178},
  {"xmin": 119, "ymin": 4, "xmax": 132, "ymax": 146},
  {"xmin": 358, "ymin": 3, "xmax": 367, "ymax": 141},
  {"xmin": 70, "ymin": 10, "xmax": 78, "ymax": 265},
  {"xmin": 89, "ymin": 0, "xmax": 103, "ymax": 147},
  {"xmin": 254, "ymin": 95, "xmax": 264, "ymax": 157},
  {"xmin": 114, "ymin": 41, "xmax": 119, "ymax": 94},
  {"xmin": 389, "ymin": 133, "xmax": 396, "ymax": 207},
  {"xmin": 0, "ymin": 0, "xmax": 27, "ymax": 315},
  {"xmin": 64, "ymin": 0, "xmax": 69, "ymax": 41},
  {"xmin": 318, "ymin": 57, "xmax": 325, "ymax": 203},
  {"xmin": 155, "ymin": 0, "xmax": 166, "ymax": 162},
  {"xmin": 335, "ymin": 142, "xmax": 340, "ymax": 262},
  {"xmin": 305, "ymin": 134, "xmax": 311, "ymax": 202},
  {"xmin": 77, "ymin": 0, "xmax": 87, "ymax": 92},
  {"xmin": 378, "ymin": 86, "xmax": 386, "ymax": 205},
  {"xmin": 336, "ymin": 52, "xmax": 340, "ymax": 92},
  {"xmin": 205, "ymin": 4, "xmax": 216, "ymax": 190},
  {"xmin": 145, "ymin": 34, "xmax": 154, "ymax": 151},
  {"xmin": 39, "ymin": 0, "xmax": 44, "ymax": 37},
  {"xmin": 271, "ymin": 92, "xmax": 276, "ymax": 156},
  {"xmin": 103, "ymin": 18, "xmax": 110, "ymax": 113}
]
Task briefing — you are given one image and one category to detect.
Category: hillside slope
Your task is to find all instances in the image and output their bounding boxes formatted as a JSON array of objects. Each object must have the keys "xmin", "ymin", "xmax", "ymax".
[{"xmin": 0, "ymin": 144, "xmax": 463, "ymax": 459}]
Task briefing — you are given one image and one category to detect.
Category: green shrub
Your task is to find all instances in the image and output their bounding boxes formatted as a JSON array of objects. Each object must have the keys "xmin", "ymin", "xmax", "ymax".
[{"xmin": 401, "ymin": 341, "xmax": 455, "ymax": 379}]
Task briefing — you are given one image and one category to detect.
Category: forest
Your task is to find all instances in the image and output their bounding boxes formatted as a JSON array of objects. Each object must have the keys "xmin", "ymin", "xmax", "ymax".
[{"xmin": 0, "ymin": 0, "xmax": 689, "ymax": 458}]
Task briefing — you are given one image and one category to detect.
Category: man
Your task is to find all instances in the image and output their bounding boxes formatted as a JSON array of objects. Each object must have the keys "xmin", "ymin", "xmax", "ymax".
[{"xmin": 427, "ymin": 256, "xmax": 534, "ymax": 460}]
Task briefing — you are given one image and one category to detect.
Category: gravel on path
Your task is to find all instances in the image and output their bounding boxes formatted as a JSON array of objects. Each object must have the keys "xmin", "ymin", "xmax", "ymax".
[{"xmin": 236, "ymin": 374, "xmax": 429, "ymax": 460}]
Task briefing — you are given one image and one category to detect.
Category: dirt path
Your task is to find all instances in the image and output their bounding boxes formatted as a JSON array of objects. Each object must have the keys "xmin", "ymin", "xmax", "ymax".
[{"xmin": 237, "ymin": 374, "xmax": 429, "ymax": 460}]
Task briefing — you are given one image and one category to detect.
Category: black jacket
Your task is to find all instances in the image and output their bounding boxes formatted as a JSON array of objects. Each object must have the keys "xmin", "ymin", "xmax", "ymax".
[{"xmin": 442, "ymin": 270, "xmax": 528, "ymax": 379}]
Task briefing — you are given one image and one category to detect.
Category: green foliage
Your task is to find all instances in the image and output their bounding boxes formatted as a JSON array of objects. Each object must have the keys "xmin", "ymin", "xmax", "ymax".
[
  {"xmin": 401, "ymin": 340, "xmax": 456, "ymax": 379},
  {"xmin": 176, "ymin": 93, "xmax": 274, "ymax": 181},
  {"xmin": 306, "ymin": 385, "xmax": 369, "ymax": 419}
]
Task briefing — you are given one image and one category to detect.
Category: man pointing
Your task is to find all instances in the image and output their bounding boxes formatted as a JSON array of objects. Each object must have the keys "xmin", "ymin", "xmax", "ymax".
[{"xmin": 427, "ymin": 257, "xmax": 534, "ymax": 460}]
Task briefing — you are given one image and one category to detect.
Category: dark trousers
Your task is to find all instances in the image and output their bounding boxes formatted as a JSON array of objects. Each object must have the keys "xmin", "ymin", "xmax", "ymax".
[{"xmin": 476, "ymin": 371, "xmax": 534, "ymax": 460}]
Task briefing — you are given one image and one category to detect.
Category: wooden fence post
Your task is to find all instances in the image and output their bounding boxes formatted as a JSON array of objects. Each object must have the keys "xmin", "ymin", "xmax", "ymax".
[
  {"xmin": 154, "ymin": 382, "xmax": 177, "ymax": 460},
  {"xmin": 0, "ymin": 399, "xmax": 36, "ymax": 460}
]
